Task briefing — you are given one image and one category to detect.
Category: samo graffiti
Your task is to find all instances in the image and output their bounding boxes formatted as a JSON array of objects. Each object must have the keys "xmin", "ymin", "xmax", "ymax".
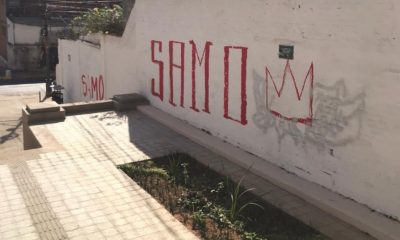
[
  {"xmin": 150, "ymin": 40, "xmax": 366, "ymax": 151},
  {"xmin": 150, "ymin": 40, "xmax": 248, "ymax": 125},
  {"xmin": 81, "ymin": 74, "xmax": 105, "ymax": 100}
]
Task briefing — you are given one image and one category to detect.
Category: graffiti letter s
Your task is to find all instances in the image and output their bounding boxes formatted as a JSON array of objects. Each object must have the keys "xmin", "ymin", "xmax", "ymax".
[{"xmin": 151, "ymin": 40, "xmax": 164, "ymax": 101}]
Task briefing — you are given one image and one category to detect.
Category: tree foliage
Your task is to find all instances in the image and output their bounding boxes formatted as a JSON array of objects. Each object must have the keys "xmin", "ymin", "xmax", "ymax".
[{"xmin": 70, "ymin": 5, "xmax": 124, "ymax": 37}]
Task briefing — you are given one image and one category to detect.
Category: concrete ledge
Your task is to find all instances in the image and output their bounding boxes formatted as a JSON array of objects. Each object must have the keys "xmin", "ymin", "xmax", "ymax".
[
  {"xmin": 61, "ymin": 100, "xmax": 114, "ymax": 115},
  {"xmin": 26, "ymin": 102, "xmax": 60, "ymax": 113},
  {"xmin": 23, "ymin": 106, "xmax": 65, "ymax": 125},
  {"xmin": 22, "ymin": 102, "xmax": 66, "ymax": 150},
  {"xmin": 60, "ymin": 93, "xmax": 148, "ymax": 115},
  {"xmin": 22, "ymin": 123, "xmax": 41, "ymax": 150},
  {"xmin": 138, "ymin": 105, "xmax": 400, "ymax": 240},
  {"xmin": 29, "ymin": 125, "xmax": 64, "ymax": 152},
  {"xmin": 21, "ymin": 94, "xmax": 148, "ymax": 150},
  {"xmin": 112, "ymin": 93, "xmax": 149, "ymax": 111}
]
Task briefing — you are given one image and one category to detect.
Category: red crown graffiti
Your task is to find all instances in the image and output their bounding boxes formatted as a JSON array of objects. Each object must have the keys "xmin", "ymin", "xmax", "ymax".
[{"xmin": 265, "ymin": 60, "xmax": 314, "ymax": 125}]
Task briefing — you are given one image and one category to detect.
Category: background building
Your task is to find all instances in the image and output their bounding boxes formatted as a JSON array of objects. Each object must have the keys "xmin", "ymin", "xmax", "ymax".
[
  {"xmin": 0, "ymin": 0, "xmax": 8, "ymax": 66},
  {"xmin": 2, "ymin": 0, "xmax": 130, "ymax": 79}
]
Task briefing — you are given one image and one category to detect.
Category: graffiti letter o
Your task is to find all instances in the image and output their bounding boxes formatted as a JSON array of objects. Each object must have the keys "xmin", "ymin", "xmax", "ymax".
[{"xmin": 99, "ymin": 75, "xmax": 104, "ymax": 100}]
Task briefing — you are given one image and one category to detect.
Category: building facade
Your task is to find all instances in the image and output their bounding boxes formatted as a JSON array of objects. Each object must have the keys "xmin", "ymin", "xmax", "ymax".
[{"xmin": 0, "ymin": 0, "xmax": 7, "ymax": 62}]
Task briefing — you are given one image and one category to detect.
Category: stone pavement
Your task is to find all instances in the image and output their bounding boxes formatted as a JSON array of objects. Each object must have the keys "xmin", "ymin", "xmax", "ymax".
[
  {"xmin": 1, "ymin": 110, "xmax": 199, "ymax": 240},
  {"xmin": 0, "ymin": 106, "xmax": 376, "ymax": 239},
  {"xmin": 0, "ymin": 83, "xmax": 44, "ymax": 152}
]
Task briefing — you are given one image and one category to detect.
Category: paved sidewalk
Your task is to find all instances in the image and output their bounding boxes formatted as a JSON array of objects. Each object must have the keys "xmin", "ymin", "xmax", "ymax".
[
  {"xmin": 0, "ymin": 111, "xmax": 198, "ymax": 240},
  {"xmin": 0, "ymin": 110, "xmax": 375, "ymax": 239},
  {"xmin": 0, "ymin": 83, "xmax": 44, "ymax": 152}
]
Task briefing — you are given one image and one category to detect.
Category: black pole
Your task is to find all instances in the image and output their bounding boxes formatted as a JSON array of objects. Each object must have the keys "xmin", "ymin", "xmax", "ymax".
[{"xmin": 42, "ymin": 0, "xmax": 51, "ymax": 96}]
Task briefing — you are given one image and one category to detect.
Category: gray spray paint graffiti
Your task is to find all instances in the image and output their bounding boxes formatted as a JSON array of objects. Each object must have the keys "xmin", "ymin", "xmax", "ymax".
[{"xmin": 252, "ymin": 70, "xmax": 366, "ymax": 151}]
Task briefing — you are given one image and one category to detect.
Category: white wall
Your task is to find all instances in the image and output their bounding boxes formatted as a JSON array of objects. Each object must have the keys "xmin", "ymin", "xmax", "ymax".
[
  {"xmin": 58, "ymin": 0, "xmax": 400, "ymax": 220},
  {"xmin": 7, "ymin": 20, "xmax": 64, "ymax": 45},
  {"xmin": 13, "ymin": 23, "xmax": 41, "ymax": 44},
  {"xmin": 58, "ymin": 38, "xmax": 105, "ymax": 102},
  {"xmin": 103, "ymin": 33, "xmax": 138, "ymax": 98},
  {"xmin": 7, "ymin": 18, "xmax": 14, "ymax": 44},
  {"xmin": 58, "ymin": 30, "xmax": 140, "ymax": 102}
]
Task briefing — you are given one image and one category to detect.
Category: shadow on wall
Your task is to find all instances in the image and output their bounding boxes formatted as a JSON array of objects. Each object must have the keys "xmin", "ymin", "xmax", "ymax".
[{"xmin": 252, "ymin": 69, "xmax": 366, "ymax": 152}]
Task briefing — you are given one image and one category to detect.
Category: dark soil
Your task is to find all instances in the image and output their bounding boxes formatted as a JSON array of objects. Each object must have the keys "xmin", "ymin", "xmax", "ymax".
[{"xmin": 119, "ymin": 153, "xmax": 330, "ymax": 240}]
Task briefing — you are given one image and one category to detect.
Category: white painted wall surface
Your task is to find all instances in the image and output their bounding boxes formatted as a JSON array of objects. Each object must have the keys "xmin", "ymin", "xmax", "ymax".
[
  {"xmin": 13, "ymin": 23, "xmax": 41, "ymax": 44},
  {"xmin": 103, "ymin": 33, "xmax": 139, "ymax": 98},
  {"xmin": 6, "ymin": 18, "xmax": 14, "ymax": 44},
  {"xmin": 7, "ymin": 20, "xmax": 64, "ymax": 45},
  {"xmin": 58, "ymin": 39, "xmax": 105, "ymax": 102},
  {"xmin": 58, "ymin": 40, "xmax": 78, "ymax": 102},
  {"xmin": 57, "ymin": 0, "xmax": 400, "ymax": 220},
  {"xmin": 58, "ymin": 30, "xmax": 140, "ymax": 102}
]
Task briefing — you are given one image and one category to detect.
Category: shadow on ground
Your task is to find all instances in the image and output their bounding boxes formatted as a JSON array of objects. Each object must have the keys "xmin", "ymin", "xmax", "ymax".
[{"xmin": 0, "ymin": 119, "xmax": 22, "ymax": 144}]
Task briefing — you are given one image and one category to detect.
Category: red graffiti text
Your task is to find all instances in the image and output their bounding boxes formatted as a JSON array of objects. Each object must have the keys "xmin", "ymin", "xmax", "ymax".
[
  {"xmin": 81, "ymin": 74, "xmax": 105, "ymax": 100},
  {"xmin": 223, "ymin": 46, "xmax": 248, "ymax": 125},
  {"xmin": 150, "ymin": 40, "xmax": 248, "ymax": 126}
]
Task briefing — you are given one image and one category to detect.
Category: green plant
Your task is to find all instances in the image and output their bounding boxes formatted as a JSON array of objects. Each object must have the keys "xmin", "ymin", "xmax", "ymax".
[
  {"xmin": 119, "ymin": 164, "xmax": 168, "ymax": 180},
  {"xmin": 243, "ymin": 231, "xmax": 266, "ymax": 240},
  {"xmin": 70, "ymin": 4, "xmax": 124, "ymax": 37},
  {"xmin": 181, "ymin": 162, "xmax": 190, "ymax": 186},
  {"xmin": 227, "ymin": 177, "xmax": 264, "ymax": 221},
  {"xmin": 178, "ymin": 191, "xmax": 204, "ymax": 212},
  {"xmin": 210, "ymin": 181, "xmax": 225, "ymax": 195},
  {"xmin": 208, "ymin": 205, "xmax": 231, "ymax": 228},
  {"xmin": 166, "ymin": 153, "xmax": 182, "ymax": 182},
  {"xmin": 192, "ymin": 210, "xmax": 206, "ymax": 233},
  {"xmin": 120, "ymin": 154, "xmax": 329, "ymax": 240}
]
